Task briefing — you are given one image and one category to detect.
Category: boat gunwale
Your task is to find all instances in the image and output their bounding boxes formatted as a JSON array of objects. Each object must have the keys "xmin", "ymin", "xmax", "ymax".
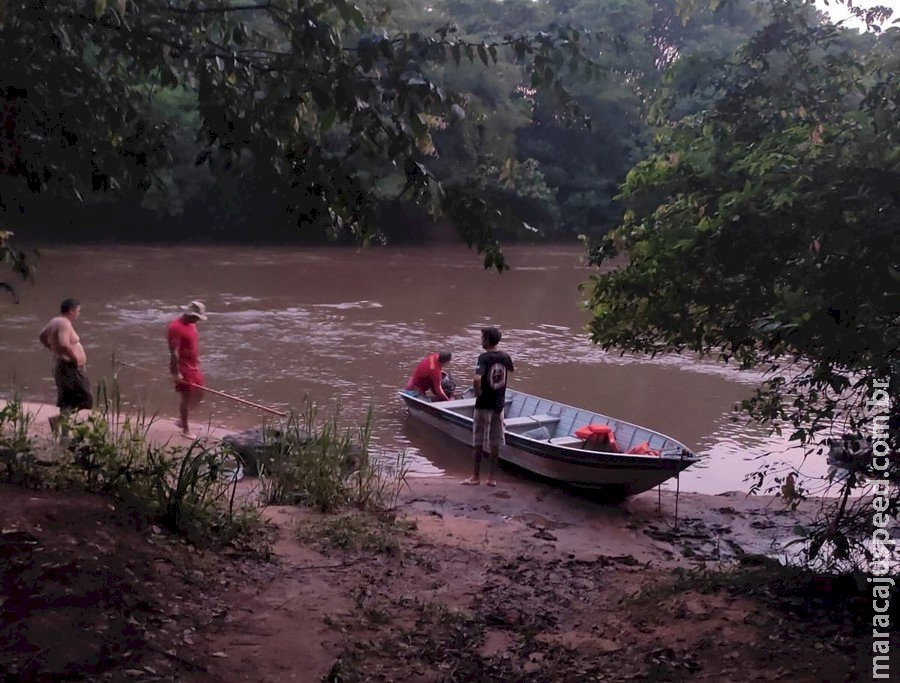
[
  {"xmin": 399, "ymin": 390, "xmax": 699, "ymax": 467},
  {"xmin": 503, "ymin": 388, "xmax": 695, "ymax": 458}
]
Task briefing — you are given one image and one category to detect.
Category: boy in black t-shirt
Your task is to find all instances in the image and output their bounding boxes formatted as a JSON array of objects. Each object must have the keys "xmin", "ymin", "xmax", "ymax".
[{"xmin": 464, "ymin": 326, "xmax": 514, "ymax": 487}]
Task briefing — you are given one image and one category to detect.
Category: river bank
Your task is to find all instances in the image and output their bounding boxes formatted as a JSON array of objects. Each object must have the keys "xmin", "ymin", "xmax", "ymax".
[
  {"xmin": 0, "ymin": 401, "xmax": 873, "ymax": 681},
  {"xmin": 3, "ymin": 399, "xmax": 820, "ymax": 564}
]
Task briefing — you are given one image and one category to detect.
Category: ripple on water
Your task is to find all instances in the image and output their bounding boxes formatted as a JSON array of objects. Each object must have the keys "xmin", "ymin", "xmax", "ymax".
[
  {"xmin": 483, "ymin": 325, "xmax": 770, "ymax": 385},
  {"xmin": 211, "ymin": 308, "xmax": 315, "ymax": 323},
  {"xmin": 229, "ymin": 323, "xmax": 272, "ymax": 334},
  {"xmin": 313, "ymin": 301, "xmax": 383, "ymax": 310},
  {"xmin": 2, "ymin": 316, "xmax": 37, "ymax": 327},
  {"xmin": 109, "ymin": 306, "xmax": 174, "ymax": 325},
  {"xmin": 219, "ymin": 294, "xmax": 261, "ymax": 305}
]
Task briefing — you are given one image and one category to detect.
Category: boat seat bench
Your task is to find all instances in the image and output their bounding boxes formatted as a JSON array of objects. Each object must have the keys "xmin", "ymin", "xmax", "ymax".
[
  {"xmin": 548, "ymin": 435, "xmax": 585, "ymax": 447},
  {"xmin": 439, "ymin": 396, "xmax": 514, "ymax": 411},
  {"xmin": 440, "ymin": 398, "xmax": 477, "ymax": 410},
  {"xmin": 505, "ymin": 414, "xmax": 561, "ymax": 429}
]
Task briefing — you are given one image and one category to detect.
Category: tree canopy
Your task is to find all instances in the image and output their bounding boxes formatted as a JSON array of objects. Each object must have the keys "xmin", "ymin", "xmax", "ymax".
[
  {"xmin": 584, "ymin": 0, "xmax": 898, "ymax": 567},
  {"xmin": 0, "ymin": 0, "xmax": 623, "ymax": 272},
  {"xmin": 0, "ymin": 0, "xmax": 770, "ymax": 267}
]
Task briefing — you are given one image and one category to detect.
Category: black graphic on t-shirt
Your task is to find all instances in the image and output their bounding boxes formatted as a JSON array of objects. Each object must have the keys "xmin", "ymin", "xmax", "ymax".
[
  {"xmin": 475, "ymin": 351, "xmax": 515, "ymax": 412},
  {"xmin": 488, "ymin": 363, "xmax": 507, "ymax": 390}
]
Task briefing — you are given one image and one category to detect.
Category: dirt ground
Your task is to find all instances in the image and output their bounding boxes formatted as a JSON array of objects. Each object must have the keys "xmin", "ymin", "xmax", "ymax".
[
  {"xmin": 0, "ymin": 401, "xmax": 885, "ymax": 681},
  {"xmin": 201, "ymin": 477, "xmax": 879, "ymax": 683}
]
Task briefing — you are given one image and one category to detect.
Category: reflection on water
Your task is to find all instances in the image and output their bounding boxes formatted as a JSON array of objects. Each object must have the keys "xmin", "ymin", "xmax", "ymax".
[{"xmin": 0, "ymin": 244, "xmax": 828, "ymax": 494}]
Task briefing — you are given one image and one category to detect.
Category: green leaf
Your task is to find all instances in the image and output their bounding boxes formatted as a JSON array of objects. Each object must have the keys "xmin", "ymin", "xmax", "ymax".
[
  {"xmin": 336, "ymin": 1, "xmax": 365, "ymax": 31},
  {"xmin": 477, "ymin": 44, "xmax": 489, "ymax": 66},
  {"xmin": 311, "ymin": 86, "xmax": 331, "ymax": 110},
  {"xmin": 320, "ymin": 109, "xmax": 336, "ymax": 131}
]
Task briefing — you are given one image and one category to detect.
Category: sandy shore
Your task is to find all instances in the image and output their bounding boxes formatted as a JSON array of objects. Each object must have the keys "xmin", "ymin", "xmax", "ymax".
[
  {"xmin": 2, "ymin": 398, "xmax": 870, "ymax": 682},
  {"xmin": 399, "ymin": 476, "xmax": 814, "ymax": 566},
  {"xmin": 5, "ymin": 398, "xmax": 238, "ymax": 444}
]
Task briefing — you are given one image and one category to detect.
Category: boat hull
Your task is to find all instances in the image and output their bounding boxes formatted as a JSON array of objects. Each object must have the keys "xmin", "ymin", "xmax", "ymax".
[{"xmin": 401, "ymin": 393, "xmax": 696, "ymax": 496}]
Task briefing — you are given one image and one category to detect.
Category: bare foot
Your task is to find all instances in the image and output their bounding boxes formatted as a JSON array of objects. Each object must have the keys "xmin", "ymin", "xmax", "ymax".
[
  {"xmin": 181, "ymin": 431, "xmax": 198, "ymax": 440},
  {"xmin": 461, "ymin": 478, "xmax": 481, "ymax": 486},
  {"xmin": 486, "ymin": 479, "xmax": 498, "ymax": 487}
]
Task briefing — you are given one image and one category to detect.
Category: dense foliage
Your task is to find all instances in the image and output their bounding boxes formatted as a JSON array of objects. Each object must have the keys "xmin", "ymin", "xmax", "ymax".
[
  {"xmin": 0, "ymin": 1, "xmax": 611, "ymax": 264},
  {"xmin": 381, "ymin": 0, "xmax": 767, "ymax": 238},
  {"xmin": 585, "ymin": 0, "xmax": 899, "ymax": 568},
  {"xmin": 0, "ymin": 0, "xmax": 606, "ymax": 276},
  {"xmin": 0, "ymin": 0, "xmax": 768, "ymax": 261}
]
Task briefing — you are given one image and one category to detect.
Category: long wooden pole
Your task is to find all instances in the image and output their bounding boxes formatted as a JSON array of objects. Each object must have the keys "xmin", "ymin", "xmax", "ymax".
[{"xmin": 116, "ymin": 361, "xmax": 288, "ymax": 417}]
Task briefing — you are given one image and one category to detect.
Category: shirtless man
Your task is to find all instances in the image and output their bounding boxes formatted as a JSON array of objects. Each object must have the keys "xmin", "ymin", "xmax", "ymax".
[{"xmin": 39, "ymin": 298, "xmax": 93, "ymax": 429}]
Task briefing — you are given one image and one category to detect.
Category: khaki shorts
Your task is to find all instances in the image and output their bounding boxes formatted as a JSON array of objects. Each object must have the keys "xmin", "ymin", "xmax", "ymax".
[{"xmin": 472, "ymin": 408, "xmax": 505, "ymax": 450}]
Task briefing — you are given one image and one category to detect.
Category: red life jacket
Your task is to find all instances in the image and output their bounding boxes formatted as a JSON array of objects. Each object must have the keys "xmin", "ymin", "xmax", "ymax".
[
  {"xmin": 626, "ymin": 441, "xmax": 661, "ymax": 457},
  {"xmin": 574, "ymin": 424, "xmax": 619, "ymax": 453}
]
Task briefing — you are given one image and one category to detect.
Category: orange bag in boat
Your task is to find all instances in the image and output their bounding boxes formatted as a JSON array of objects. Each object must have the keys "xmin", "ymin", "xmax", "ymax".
[
  {"xmin": 574, "ymin": 424, "xmax": 619, "ymax": 453},
  {"xmin": 626, "ymin": 441, "xmax": 660, "ymax": 457}
]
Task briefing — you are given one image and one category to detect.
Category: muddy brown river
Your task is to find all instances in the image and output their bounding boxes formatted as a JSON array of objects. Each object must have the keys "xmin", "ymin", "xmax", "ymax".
[{"xmin": 0, "ymin": 243, "xmax": 827, "ymax": 493}]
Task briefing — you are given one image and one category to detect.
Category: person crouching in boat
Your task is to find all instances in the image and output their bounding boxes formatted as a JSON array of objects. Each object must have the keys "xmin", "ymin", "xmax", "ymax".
[{"xmin": 404, "ymin": 351, "xmax": 453, "ymax": 402}]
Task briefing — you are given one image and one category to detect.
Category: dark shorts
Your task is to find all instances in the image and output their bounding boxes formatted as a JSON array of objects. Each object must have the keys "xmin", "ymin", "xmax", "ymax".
[{"xmin": 54, "ymin": 361, "xmax": 93, "ymax": 411}]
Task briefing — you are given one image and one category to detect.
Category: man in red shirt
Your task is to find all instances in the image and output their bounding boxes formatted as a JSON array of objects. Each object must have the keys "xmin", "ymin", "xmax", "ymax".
[
  {"xmin": 167, "ymin": 300, "xmax": 207, "ymax": 438},
  {"xmin": 405, "ymin": 351, "xmax": 453, "ymax": 402}
]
